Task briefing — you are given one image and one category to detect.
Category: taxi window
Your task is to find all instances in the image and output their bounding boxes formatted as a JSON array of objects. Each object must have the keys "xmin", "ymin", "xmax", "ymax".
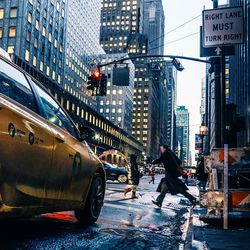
[
  {"xmin": 33, "ymin": 82, "xmax": 77, "ymax": 138},
  {"xmin": 0, "ymin": 59, "xmax": 38, "ymax": 112}
]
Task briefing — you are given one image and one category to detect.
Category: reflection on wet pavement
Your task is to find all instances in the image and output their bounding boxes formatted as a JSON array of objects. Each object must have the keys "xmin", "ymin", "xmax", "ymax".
[{"xmin": 0, "ymin": 176, "xmax": 194, "ymax": 250}]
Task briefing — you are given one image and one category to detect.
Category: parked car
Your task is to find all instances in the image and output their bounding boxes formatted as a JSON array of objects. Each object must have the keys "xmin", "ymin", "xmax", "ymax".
[
  {"xmin": 0, "ymin": 54, "xmax": 106, "ymax": 225},
  {"xmin": 103, "ymin": 162, "xmax": 128, "ymax": 183}
]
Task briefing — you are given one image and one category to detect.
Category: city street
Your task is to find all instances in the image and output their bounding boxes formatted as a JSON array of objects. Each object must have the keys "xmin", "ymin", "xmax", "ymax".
[{"xmin": 0, "ymin": 175, "xmax": 195, "ymax": 250}]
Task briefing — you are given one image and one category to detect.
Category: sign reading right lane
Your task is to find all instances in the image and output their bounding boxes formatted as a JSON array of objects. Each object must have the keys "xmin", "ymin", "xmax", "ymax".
[{"xmin": 202, "ymin": 6, "xmax": 244, "ymax": 47}]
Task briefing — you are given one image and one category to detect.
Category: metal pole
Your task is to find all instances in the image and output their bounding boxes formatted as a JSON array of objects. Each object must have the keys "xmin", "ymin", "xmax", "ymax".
[
  {"xmin": 223, "ymin": 144, "xmax": 229, "ymax": 229},
  {"xmin": 212, "ymin": 0, "xmax": 222, "ymax": 148},
  {"xmin": 220, "ymin": 49, "xmax": 226, "ymax": 146}
]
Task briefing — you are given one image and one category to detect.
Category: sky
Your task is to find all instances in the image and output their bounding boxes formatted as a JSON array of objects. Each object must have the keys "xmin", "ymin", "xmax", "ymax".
[{"xmin": 163, "ymin": 0, "xmax": 216, "ymax": 164}]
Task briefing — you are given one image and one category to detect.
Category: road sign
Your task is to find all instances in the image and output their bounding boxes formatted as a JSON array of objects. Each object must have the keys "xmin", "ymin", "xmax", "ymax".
[
  {"xmin": 112, "ymin": 64, "xmax": 130, "ymax": 86},
  {"xmin": 202, "ymin": 6, "xmax": 244, "ymax": 47},
  {"xmin": 200, "ymin": 26, "xmax": 235, "ymax": 57},
  {"xmin": 215, "ymin": 47, "xmax": 222, "ymax": 55}
]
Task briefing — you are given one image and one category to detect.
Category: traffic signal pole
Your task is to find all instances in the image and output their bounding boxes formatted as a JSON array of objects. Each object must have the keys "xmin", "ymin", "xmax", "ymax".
[{"xmin": 98, "ymin": 54, "xmax": 210, "ymax": 68}]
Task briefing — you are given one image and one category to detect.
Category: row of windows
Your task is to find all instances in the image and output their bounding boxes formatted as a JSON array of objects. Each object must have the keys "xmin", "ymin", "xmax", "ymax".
[
  {"xmin": 100, "ymin": 108, "xmax": 123, "ymax": 113},
  {"xmin": 0, "ymin": 26, "xmax": 16, "ymax": 38},
  {"xmin": 100, "ymin": 100, "xmax": 123, "ymax": 105},
  {"xmin": 0, "ymin": 7, "xmax": 17, "ymax": 19}
]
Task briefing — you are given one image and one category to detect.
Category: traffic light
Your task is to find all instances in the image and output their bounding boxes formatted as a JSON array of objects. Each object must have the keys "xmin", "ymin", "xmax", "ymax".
[
  {"xmin": 87, "ymin": 69, "xmax": 107, "ymax": 96},
  {"xmin": 87, "ymin": 76, "xmax": 94, "ymax": 91},
  {"xmin": 99, "ymin": 74, "xmax": 107, "ymax": 96},
  {"xmin": 87, "ymin": 69, "xmax": 101, "ymax": 94}
]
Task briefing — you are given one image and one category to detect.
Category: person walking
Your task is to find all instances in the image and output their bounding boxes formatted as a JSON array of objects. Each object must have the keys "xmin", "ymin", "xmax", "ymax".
[
  {"xmin": 151, "ymin": 145, "xmax": 197, "ymax": 208},
  {"xmin": 196, "ymin": 156, "xmax": 208, "ymax": 191},
  {"xmin": 149, "ymin": 167, "xmax": 155, "ymax": 184},
  {"xmin": 124, "ymin": 154, "xmax": 141, "ymax": 199}
]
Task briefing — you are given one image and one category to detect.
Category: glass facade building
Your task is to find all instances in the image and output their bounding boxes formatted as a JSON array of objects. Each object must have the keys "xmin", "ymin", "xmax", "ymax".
[
  {"xmin": 176, "ymin": 106, "xmax": 190, "ymax": 166},
  {"xmin": 100, "ymin": 0, "xmax": 174, "ymax": 158},
  {"xmin": 97, "ymin": 53, "xmax": 135, "ymax": 134},
  {"xmin": 0, "ymin": 0, "xmax": 66, "ymax": 86},
  {"xmin": 0, "ymin": 0, "xmax": 143, "ymax": 156},
  {"xmin": 64, "ymin": 0, "xmax": 105, "ymax": 109}
]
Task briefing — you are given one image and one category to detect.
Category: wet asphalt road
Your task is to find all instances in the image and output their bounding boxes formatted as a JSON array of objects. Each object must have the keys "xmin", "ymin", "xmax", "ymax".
[{"xmin": 0, "ymin": 175, "xmax": 197, "ymax": 250}]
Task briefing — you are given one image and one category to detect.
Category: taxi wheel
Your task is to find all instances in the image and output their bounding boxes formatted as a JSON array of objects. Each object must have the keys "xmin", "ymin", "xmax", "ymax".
[
  {"xmin": 117, "ymin": 174, "xmax": 127, "ymax": 183},
  {"xmin": 75, "ymin": 173, "xmax": 104, "ymax": 226}
]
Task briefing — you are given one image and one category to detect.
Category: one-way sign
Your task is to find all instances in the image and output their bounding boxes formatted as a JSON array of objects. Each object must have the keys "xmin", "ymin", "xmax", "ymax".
[{"xmin": 215, "ymin": 47, "xmax": 222, "ymax": 56}]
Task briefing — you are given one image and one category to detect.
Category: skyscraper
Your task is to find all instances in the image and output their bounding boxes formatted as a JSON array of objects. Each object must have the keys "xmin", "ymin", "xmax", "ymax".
[
  {"xmin": 0, "ymin": 0, "xmax": 66, "ymax": 87},
  {"xmin": 100, "ymin": 0, "xmax": 172, "ymax": 158},
  {"xmin": 97, "ymin": 53, "xmax": 135, "ymax": 134},
  {"xmin": 141, "ymin": 0, "xmax": 165, "ymax": 55},
  {"xmin": 0, "ymin": 0, "xmax": 144, "ymax": 156},
  {"xmin": 176, "ymin": 106, "xmax": 190, "ymax": 166},
  {"xmin": 64, "ymin": 0, "xmax": 105, "ymax": 109},
  {"xmin": 166, "ymin": 62, "xmax": 178, "ymax": 150}
]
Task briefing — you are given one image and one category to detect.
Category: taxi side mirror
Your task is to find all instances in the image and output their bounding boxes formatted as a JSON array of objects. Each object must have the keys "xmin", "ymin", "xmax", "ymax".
[{"xmin": 79, "ymin": 126, "xmax": 96, "ymax": 141}]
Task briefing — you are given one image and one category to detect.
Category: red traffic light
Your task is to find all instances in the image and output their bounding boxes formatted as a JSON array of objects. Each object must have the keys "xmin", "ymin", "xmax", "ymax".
[{"xmin": 92, "ymin": 69, "xmax": 101, "ymax": 79}]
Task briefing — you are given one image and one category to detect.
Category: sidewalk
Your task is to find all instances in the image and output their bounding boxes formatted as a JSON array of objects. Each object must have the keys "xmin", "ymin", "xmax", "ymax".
[{"xmin": 185, "ymin": 206, "xmax": 250, "ymax": 250}]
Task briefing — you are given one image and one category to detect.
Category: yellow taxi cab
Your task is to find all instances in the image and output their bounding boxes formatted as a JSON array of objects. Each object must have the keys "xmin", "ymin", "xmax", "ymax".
[{"xmin": 0, "ymin": 53, "xmax": 106, "ymax": 225}]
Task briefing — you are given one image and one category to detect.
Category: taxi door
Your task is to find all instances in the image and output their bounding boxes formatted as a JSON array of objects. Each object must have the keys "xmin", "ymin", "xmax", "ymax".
[
  {"xmin": 0, "ymin": 59, "xmax": 53, "ymax": 206},
  {"xmin": 32, "ymin": 83, "xmax": 93, "ymax": 203}
]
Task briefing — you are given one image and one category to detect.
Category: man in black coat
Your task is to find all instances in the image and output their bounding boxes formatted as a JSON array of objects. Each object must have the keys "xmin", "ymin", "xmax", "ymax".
[{"xmin": 151, "ymin": 145, "xmax": 196, "ymax": 208}]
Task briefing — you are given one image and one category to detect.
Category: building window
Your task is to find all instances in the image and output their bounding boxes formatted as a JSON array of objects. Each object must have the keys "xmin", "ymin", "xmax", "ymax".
[
  {"xmin": 40, "ymin": 61, "xmax": 44, "ymax": 71},
  {"xmin": 25, "ymin": 50, "xmax": 30, "ymax": 61},
  {"xmin": 7, "ymin": 46, "xmax": 14, "ymax": 54},
  {"xmin": 9, "ymin": 27, "xmax": 16, "ymax": 37},
  {"xmin": 34, "ymin": 38, "xmax": 38, "ymax": 48},
  {"xmin": 46, "ymin": 66, "xmax": 50, "ymax": 76},
  {"xmin": 48, "ymin": 33, "xmax": 52, "ymax": 42},
  {"xmin": 0, "ymin": 28, "xmax": 2, "ymax": 38},
  {"xmin": 33, "ymin": 56, "xmax": 37, "ymax": 67},
  {"xmin": 35, "ymin": 20, "xmax": 39, "ymax": 30},
  {"xmin": 42, "ymin": 27, "xmax": 46, "ymax": 36},
  {"xmin": 26, "ymin": 31, "xmax": 31, "ymax": 42},
  {"xmin": 10, "ymin": 7, "xmax": 17, "ymax": 18},
  {"xmin": 28, "ymin": 12, "xmax": 32, "ymax": 23},
  {"xmin": 0, "ymin": 9, "xmax": 4, "ymax": 19}
]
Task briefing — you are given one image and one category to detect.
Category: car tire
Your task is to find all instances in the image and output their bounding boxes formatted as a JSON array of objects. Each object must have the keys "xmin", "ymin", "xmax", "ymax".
[
  {"xmin": 75, "ymin": 173, "xmax": 104, "ymax": 226},
  {"xmin": 117, "ymin": 174, "xmax": 128, "ymax": 183}
]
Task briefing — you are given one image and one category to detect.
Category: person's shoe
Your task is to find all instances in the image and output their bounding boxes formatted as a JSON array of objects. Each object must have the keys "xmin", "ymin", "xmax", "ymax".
[
  {"xmin": 131, "ymin": 191, "xmax": 138, "ymax": 199},
  {"xmin": 152, "ymin": 200, "xmax": 162, "ymax": 208},
  {"xmin": 124, "ymin": 188, "xmax": 131, "ymax": 197}
]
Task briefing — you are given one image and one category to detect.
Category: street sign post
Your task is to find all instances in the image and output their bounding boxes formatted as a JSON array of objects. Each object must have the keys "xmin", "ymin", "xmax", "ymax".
[
  {"xmin": 202, "ymin": 6, "xmax": 244, "ymax": 47},
  {"xmin": 202, "ymin": 5, "xmax": 244, "ymax": 230}
]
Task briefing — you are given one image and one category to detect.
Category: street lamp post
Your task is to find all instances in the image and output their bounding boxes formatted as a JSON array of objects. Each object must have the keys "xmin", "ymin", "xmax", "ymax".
[{"xmin": 199, "ymin": 124, "xmax": 209, "ymax": 154}]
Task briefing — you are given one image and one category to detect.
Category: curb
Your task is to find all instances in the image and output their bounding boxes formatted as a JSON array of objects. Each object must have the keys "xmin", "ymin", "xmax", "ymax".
[{"xmin": 182, "ymin": 207, "xmax": 194, "ymax": 250}]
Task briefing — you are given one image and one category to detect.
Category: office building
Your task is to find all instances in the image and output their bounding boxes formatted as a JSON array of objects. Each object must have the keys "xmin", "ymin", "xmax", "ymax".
[
  {"xmin": 176, "ymin": 106, "xmax": 190, "ymax": 166},
  {"xmin": 64, "ymin": 0, "xmax": 105, "ymax": 109},
  {"xmin": 0, "ymin": 0, "xmax": 143, "ymax": 156},
  {"xmin": 97, "ymin": 53, "xmax": 135, "ymax": 134},
  {"xmin": 141, "ymin": 0, "xmax": 165, "ymax": 55},
  {"xmin": 166, "ymin": 62, "xmax": 178, "ymax": 150},
  {"xmin": 100, "ymin": 0, "xmax": 173, "ymax": 158}
]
